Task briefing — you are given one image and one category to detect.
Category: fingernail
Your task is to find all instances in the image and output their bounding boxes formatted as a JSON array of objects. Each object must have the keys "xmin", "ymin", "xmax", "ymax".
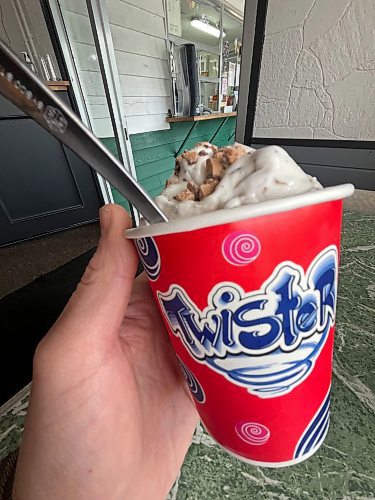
[{"xmin": 99, "ymin": 205, "xmax": 112, "ymax": 234}]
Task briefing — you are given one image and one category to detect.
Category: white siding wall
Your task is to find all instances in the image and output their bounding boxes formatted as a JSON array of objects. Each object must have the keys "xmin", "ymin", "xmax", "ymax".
[{"xmin": 59, "ymin": 0, "xmax": 171, "ymax": 137}]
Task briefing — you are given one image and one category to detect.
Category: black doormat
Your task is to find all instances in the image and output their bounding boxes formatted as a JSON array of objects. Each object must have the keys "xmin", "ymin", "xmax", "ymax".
[{"xmin": 0, "ymin": 249, "xmax": 95, "ymax": 405}]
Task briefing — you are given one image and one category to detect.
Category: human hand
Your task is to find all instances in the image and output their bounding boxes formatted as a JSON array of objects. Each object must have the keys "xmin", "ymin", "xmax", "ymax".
[{"xmin": 13, "ymin": 204, "xmax": 199, "ymax": 500}]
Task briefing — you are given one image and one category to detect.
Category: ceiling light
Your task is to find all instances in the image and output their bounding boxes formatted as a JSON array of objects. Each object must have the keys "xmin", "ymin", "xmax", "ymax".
[{"xmin": 190, "ymin": 18, "xmax": 226, "ymax": 38}]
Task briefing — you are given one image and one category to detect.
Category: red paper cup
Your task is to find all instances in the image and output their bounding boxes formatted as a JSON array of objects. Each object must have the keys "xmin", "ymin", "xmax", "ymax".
[{"xmin": 126, "ymin": 184, "xmax": 354, "ymax": 467}]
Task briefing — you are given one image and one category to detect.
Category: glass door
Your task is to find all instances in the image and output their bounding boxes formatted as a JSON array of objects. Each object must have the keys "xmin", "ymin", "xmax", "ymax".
[{"xmin": 49, "ymin": 0, "xmax": 141, "ymax": 221}]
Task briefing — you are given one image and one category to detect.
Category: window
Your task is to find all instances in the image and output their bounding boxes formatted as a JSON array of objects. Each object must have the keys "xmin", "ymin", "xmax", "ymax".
[{"xmin": 166, "ymin": 0, "xmax": 244, "ymax": 115}]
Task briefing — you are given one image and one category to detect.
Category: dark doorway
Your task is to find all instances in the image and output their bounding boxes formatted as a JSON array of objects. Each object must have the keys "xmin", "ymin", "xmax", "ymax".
[
  {"xmin": 0, "ymin": 0, "xmax": 102, "ymax": 246},
  {"xmin": 0, "ymin": 94, "xmax": 102, "ymax": 246}
]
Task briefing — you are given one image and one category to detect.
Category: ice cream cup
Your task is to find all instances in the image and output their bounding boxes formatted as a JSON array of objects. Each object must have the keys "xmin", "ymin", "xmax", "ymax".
[{"xmin": 126, "ymin": 184, "xmax": 354, "ymax": 467}]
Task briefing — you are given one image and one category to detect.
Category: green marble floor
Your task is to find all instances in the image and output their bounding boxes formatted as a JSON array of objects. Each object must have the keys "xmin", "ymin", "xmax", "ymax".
[
  {"xmin": 173, "ymin": 211, "xmax": 375, "ymax": 500},
  {"xmin": 1, "ymin": 211, "xmax": 375, "ymax": 499}
]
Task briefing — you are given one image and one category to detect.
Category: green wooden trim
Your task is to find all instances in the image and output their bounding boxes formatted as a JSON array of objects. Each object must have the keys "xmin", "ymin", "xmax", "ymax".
[
  {"xmin": 133, "ymin": 145, "xmax": 177, "ymax": 166},
  {"xmin": 176, "ymin": 121, "xmax": 199, "ymax": 157},
  {"xmin": 159, "ymin": 170, "xmax": 171, "ymax": 184},
  {"xmin": 111, "ymin": 188, "xmax": 126, "ymax": 204},
  {"xmin": 101, "ymin": 137, "xmax": 119, "ymax": 156},
  {"xmin": 102, "ymin": 116, "xmax": 236, "ymax": 207},
  {"xmin": 129, "ymin": 118, "xmax": 236, "ymax": 151},
  {"xmin": 209, "ymin": 116, "xmax": 230, "ymax": 144},
  {"xmin": 228, "ymin": 129, "xmax": 236, "ymax": 142},
  {"xmin": 136, "ymin": 156, "xmax": 175, "ymax": 180},
  {"xmin": 148, "ymin": 186, "xmax": 164, "ymax": 197},
  {"xmin": 139, "ymin": 173, "xmax": 163, "ymax": 191},
  {"xmin": 101, "ymin": 119, "xmax": 236, "ymax": 166},
  {"xmin": 130, "ymin": 122, "xmax": 193, "ymax": 151}
]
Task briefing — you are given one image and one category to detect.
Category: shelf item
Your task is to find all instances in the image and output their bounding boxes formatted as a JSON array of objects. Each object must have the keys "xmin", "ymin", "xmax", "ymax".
[{"xmin": 166, "ymin": 112, "xmax": 236, "ymax": 123}]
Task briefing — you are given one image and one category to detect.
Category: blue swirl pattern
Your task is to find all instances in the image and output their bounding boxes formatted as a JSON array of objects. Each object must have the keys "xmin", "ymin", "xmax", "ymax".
[
  {"xmin": 179, "ymin": 361, "xmax": 206, "ymax": 403},
  {"xmin": 206, "ymin": 322, "xmax": 330, "ymax": 397},
  {"xmin": 294, "ymin": 388, "xmax": 330, "ymax": 459},
  {"xmin": 135, "ymin": 237, "xmax": 161, "ymax": 281}
]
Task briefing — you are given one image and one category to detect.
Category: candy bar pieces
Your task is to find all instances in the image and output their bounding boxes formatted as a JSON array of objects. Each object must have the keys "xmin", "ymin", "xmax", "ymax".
[
  {"xmin": 187, "ymin": 181, "xmax": 200, "ymax": 200},
  {"xmin": 155, "ymin": 143, "xmax": 323, "ymax": 221},
  {"xmin": 199, "ymin": 179, "xmax": 219, "ymax": 200},
  {"xmin": 160, "ymin": 141, "xmax": 251, "ymax": 207},
  {"xmin": 206, "ymin": 157, "xmax": 223, "ymax": 179},
  {"xmin": 174, "ymin": 189, "xmax": 195, "ymax": 201},
  {"xmin": 182, "ymin": 150, "xmax": 199, "ymax": 165},
  {"xmin": 165, "ymin": 175, "xmax": 179, "ymax": 187},
  {"xmin": 174, "ymin": 156, "xmax": 182, "ymax": 174},
  {"xmin": 223, "ymin": 144, "xmax": 249, "ymax": 165},
  {"xmin": 214, "ymin": 151, "xmax": 225, "ymax": 163}
]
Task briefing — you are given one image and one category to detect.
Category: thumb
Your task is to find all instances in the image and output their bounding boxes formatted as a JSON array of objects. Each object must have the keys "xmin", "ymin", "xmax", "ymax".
[{"xmin": 51, "ymin": 204, "xmax": 139, "ymax": 342}]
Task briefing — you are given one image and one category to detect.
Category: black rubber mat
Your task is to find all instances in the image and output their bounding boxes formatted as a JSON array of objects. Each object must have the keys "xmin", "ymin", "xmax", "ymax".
[{"xmin": 0, "ymin": 249, "xmax": 95, "ymax": 405}]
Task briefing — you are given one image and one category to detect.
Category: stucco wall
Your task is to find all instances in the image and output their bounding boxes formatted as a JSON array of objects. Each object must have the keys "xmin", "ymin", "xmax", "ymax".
[{"xmin": 253, "ymin": 0, "xmax": 375, "ymax": 140}]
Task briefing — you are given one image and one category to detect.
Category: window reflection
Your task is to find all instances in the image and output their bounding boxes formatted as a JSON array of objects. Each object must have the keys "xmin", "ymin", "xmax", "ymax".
[
  {"xmin": 180, "ymin": 0, "xmax": 221, "ymax": 50},
  {"xmin": 167, "ymin": 0, "xmax": 243, "ymax": 116},
  {"xmin": 220, "ymin": 10, "xmax": 243, "ymax": 113},
  {"xmin": 200, "ymin": 81, "xmax": 219, "ymax": 111},
  {"xmin": 198, "ymin": 50, "xmax": 219, "ymax": 78}
]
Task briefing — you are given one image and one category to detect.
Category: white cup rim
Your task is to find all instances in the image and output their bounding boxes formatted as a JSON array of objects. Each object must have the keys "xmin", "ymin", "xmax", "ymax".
[{"xmin": 126, "ymin": 184, "xmax": 355, "ymax": 239}]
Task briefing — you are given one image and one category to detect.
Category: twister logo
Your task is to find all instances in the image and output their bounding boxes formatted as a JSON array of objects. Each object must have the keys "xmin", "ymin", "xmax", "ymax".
[
  {"xmin": 135, "ymin": 237, "xmax": 160, "ymax": 281},
  {"xmin": 294, "ymin": 386, "xmax": 330, "ymax": 459},
  {"xmin": 158, "ymin": 246, "xmax": 338, "ymax": 398}
]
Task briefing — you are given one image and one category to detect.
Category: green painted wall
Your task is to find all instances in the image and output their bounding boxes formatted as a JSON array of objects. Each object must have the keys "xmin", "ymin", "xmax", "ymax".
[{"xmin": 101, "ymin": 116, "xmax": 236, "ymax": 210}]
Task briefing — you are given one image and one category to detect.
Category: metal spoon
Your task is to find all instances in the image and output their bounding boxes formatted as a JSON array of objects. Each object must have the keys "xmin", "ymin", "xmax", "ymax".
[{"xmin": 0, "ymin": 39, "xmax": 168, "ymax": 224}]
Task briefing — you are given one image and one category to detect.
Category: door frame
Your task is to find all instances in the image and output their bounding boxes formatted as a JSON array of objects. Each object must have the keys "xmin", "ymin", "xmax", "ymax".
[
  {"xmin": 236, "ymin": 0, "xmax": 375, "ymax": 190},
  {"xmin": 41, "ymin": 0, "xmax": 113, "ymax": 204},
  {"xmin": 85, "ymin": 0, "xmax": 140, "ymax": 225}
]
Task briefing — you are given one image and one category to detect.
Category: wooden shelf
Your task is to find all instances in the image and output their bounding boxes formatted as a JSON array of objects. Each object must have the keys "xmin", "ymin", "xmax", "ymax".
[
  {"xmin": 166, "ymin": 112, "xmax": 237, "ymax": 123},
  {"xmin": 46, "ymin": 80, "xmax": 70, "ymax": 91}
]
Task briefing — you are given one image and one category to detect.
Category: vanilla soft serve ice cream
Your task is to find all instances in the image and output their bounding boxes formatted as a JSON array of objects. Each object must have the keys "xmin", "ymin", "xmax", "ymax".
[{"xmin": 155, "ymin": 143, "xmax": 322, "ymax": 220}]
